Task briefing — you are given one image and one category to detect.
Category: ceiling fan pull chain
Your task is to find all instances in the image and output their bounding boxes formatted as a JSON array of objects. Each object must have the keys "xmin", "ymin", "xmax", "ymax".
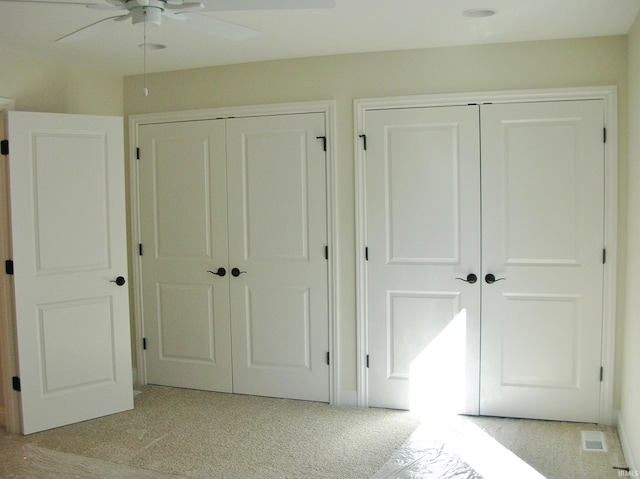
[{"xmin": 143, "ymin": 10, "xmax": 149, "ymax": 97}]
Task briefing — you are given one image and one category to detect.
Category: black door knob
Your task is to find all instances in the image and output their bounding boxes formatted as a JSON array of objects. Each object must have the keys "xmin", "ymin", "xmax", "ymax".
[
  {"xmin": 485, "ymin": 273, "xmax": 506, "ymax": 284},
  {"xmin": 231, "ymin": 267, "xmax": 247, "ymax": 277},
  {"xmin": 110, "ymin": 276, "xmax": 126, "ymax": 286},
  {"xmin": 207, "ymin": 268, "xmax": 226, "ymax": 277},
  {"xmin": 455, "ymin": 273, "xmax": 478, "ymax": 284}
]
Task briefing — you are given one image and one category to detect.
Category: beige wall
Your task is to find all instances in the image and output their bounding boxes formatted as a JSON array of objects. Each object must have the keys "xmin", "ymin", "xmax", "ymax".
[
  {"xmin": 0, "ymin": 49, "xmax": 123, "ymax": 115},
  {"xmin": 0, "ymin": 49, "xmax": 124, "ymax": 426},
  {"xmin": 124, "ymin": 35, "xmax": 629, "ymax": 402},
  {"xmin": 622, "ymin": 13, "xmax": 640, "ymax": 469}
]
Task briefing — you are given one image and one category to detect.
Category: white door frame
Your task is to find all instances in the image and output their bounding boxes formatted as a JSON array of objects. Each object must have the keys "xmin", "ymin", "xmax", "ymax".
[
  {"xmin": 354, "ymin": 87, "xmax": 618, "ymax": 425},
  {"xmin": 129, "ymin": 100, "xmax": 340, "ymax": 404},
  {"xmin": 0, "ymin": 100, "xmax": 20, "ymax": 433}
]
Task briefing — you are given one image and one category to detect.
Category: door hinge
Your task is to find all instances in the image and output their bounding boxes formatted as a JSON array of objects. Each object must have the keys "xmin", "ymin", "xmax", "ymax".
[
  {"xmin": 143, "ymin": 338, "xmax": 147, "ymax": 350},
  {"xmin": 603, "ymin": 128, "xmax": 607, "ymax": 143},
  {"xmin": 136, "ymin": 147, "xmax": 140, "ymax": 160},
  {"xmin": 139, "ymin": 244, "xmax": 143, "ymax": 256},
  {"xmin": 365, "ymin": 247, "xmax": 369, "ymax": 261},
  {"xmin": 603, "ymin": 248, "xmax": 606, "ymax": 264},
  {"xmin": 325, "ymin": 245, "xmax": 329, "ymax": 260},
  {"xmin": 600, "ymin": 366, "xmax": 603, "ymax": 382},
  {"xmin": 359, "ymin": 134, "xmax": 367, "ymax": 151},
  {"xmin": 326, "ymin": 351, "xmax": 330, "ymax": 365},
  {"xmin": 12, "ymin": 376, "xmax": 21, "ymax": 392},
  {"xmin": 1, "ymin": 139, "xmax": 8, "ymax": 155},
  {"xmin": 5, "ymin": 259, "xmax": 14, "ymax": 275},
  {"xmin": 316, "ymin": 136, "xmax": 327, "ymax": 152},
  {"xmin": 366, "ymin": 354, "xmax": 370, "ymax": 368}
]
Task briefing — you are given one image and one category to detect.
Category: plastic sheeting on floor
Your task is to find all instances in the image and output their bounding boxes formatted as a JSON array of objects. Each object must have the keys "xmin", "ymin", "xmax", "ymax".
[
  {"xmin": 371, "ymin": 431, "xmax": 482, "ymax": 479},
  {"xmin": 372, "ymin": 415, "xmax": 549, "ymax": 479}
]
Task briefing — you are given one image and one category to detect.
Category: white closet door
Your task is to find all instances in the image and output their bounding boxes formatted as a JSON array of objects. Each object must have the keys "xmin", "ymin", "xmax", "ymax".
[
  {"xmin": 7, "ymin": 111, "xmax": 132, "ymax": 434},
  {"xmin": 138, "ymin": 120, "xmax": 232, "ymax": 392},
  {"xmin": 480, "ymin": 100, "xmax": 604, "ymax": 422},
  {"xmin": 364, "ymin": 106, "xmax": 481, "ymax": 414},
  {"xmin": 226, "ymin": 113, "xmax": 330, "ymax": 402}
]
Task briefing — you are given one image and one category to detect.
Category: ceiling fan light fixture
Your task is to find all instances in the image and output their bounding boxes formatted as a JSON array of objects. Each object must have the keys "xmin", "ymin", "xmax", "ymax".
[{"xmin": 463, "ymin": 8, "xmax": 496, "ymax": 18}]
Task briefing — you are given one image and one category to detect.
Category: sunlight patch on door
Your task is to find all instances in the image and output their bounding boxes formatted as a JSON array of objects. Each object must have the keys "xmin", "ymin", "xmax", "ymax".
[{"xmin": 409, "ymin": 308, "xmax": 467, "ymax": 421}]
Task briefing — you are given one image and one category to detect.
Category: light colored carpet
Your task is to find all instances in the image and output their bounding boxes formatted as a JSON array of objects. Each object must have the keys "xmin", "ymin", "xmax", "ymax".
[
  {"xmin": 6, "ymin": 385, "xmax": 421, "ymax": 479},
  {"xmin": 0, "ymin": 386, "xmax": 629, "ymax": 479}
]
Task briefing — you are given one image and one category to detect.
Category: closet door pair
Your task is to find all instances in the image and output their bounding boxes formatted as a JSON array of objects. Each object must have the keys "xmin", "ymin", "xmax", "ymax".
[
  {"xmin": 138, "ymin": 113, "xmax": 330, "ymax": 402},
  {"xmin": 365, "ymin": 100, "xmax": 604, "ymax": 422}
]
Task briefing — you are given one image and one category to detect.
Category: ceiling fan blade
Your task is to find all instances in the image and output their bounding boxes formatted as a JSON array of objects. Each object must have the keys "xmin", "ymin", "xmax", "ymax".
[
  {"xmin": 164, "ymin": 11, "xmax": 260, "ymax": 41},
  {"xmin": 85, "ymin": 3, "xmax": 126, "ymax": 11},
  {"xmin": 198, "ymin": 0, "xmax": 335, "ymax": 12},
  {"xmin": 0, "ymin": 0, "xmax": 110, "ymax": 6},
  {"xmin": 163, "ymin": 1, "xmax": 203, "ymax": 10},
  {"xmin": 55, "ymin": 13, "xmax": 130, "ymax": 42}
]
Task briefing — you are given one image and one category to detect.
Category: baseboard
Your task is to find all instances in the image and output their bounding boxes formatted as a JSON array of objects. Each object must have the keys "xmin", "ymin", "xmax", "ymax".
[
  {"xmin": 617, "ymin": 410, "xmax": 638, "ymax": 471},
  {"xmin": 336, "ymin": 389, "xmax": 358, "ymax": 407}
]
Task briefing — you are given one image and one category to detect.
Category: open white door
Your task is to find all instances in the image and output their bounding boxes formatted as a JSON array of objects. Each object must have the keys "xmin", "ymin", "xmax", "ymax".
[{"xmin": 5, "ymin": 111, "xmax": 132, "ymax": 434}]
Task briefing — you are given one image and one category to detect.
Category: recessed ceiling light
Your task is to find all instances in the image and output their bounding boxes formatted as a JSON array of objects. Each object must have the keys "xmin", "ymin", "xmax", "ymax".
[
  {"xmin": 463, "ymin": 8, "xmax": 497, "ymax": 18},
  {"xmin": 138, "ymin": 43, "xmax": 167, "ymax": 50}
]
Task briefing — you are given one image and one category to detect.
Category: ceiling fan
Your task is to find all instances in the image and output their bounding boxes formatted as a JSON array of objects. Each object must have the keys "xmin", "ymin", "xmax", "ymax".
[{"xmin": 0, "ymin": 0, "xmax": 336, "ymax": 43}]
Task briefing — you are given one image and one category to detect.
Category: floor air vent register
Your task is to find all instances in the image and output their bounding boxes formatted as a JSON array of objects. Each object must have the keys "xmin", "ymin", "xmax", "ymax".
[{"xmin": 581, "ymin": 431, "xmax": 608, "ymax": 452}]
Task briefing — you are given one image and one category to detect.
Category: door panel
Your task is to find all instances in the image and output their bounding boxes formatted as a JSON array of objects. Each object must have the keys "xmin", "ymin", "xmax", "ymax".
[
  {"xmin": 239, "ymin": 128, "xmax": 310, "ymax": 261},
  {"xmin": 480, "ymin": 100, "xmax": 604, "ymax": 422},
  {"xmin": 245, "ymin": 286, "xmax": 312, "ymax": 369},
  {"xmin": 157, "ymin": 283, "xmax": 216, "ymax": 362},
  {"xmin": 31, "ymin": 133, "xmax": 111, "ymax": 271},
  {"xmin": 226, "ymin": 113, "xmax": 329, "ymax": 402},
  {"xmin": 7, "ymin": 111, "xmax": 132, "ymax": 434},
  {"xmin": 500, "ymin": 294, "xmax": 580, "ymax": 388},
  {"xmin": 139, "ymin": 120, "xmax": 232, "ymax": 392},
  {"xmin": 385, "ymin": 124, "xmax": 461, "ymax": 264},
  {"xmin": 39, "ymin": 298, "xmax": 117, "ymax": 392},
  {"xmin": 365, "ymin": 106, "xmax": 481, "ymax": 414}
]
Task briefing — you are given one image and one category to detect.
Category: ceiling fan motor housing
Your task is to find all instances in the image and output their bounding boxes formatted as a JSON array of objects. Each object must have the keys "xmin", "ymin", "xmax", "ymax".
[{"xmin": 129, "ymin": 0, "xmax": 164, "ymax": 26}]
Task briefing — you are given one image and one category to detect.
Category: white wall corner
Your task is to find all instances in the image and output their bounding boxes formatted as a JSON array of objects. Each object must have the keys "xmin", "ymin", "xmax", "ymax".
[{"xmin": 617, "ymin": 410, "xmax": 638, "ymax": 471}]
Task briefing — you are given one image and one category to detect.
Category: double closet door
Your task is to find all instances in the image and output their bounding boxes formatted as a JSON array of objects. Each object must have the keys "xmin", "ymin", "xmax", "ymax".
[
  {"xmin": 137, "ymin": 113, "xmax": 329, "ymax": 402},
  {"xmin": 364, "ymin": 100, "xmax": 605, "ymax": 423}
]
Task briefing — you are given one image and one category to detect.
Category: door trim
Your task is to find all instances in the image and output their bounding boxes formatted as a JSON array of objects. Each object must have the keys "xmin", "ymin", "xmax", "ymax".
[
  {"xmin": 354, "ymin": 87, "xmax": 618, "ymax": 424},
  {"xmin": 129, "ymin": 100, "xmax": 339, "ymax": 405},
  {"xmin": 0, "ymin": 106, "xmax": 22, "ymax": 433}
]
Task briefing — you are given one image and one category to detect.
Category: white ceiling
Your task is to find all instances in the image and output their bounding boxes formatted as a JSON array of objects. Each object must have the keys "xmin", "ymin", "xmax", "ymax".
[{"xmin": 1, "ymin": 0, "xmax": 639, "ymax": 76}]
